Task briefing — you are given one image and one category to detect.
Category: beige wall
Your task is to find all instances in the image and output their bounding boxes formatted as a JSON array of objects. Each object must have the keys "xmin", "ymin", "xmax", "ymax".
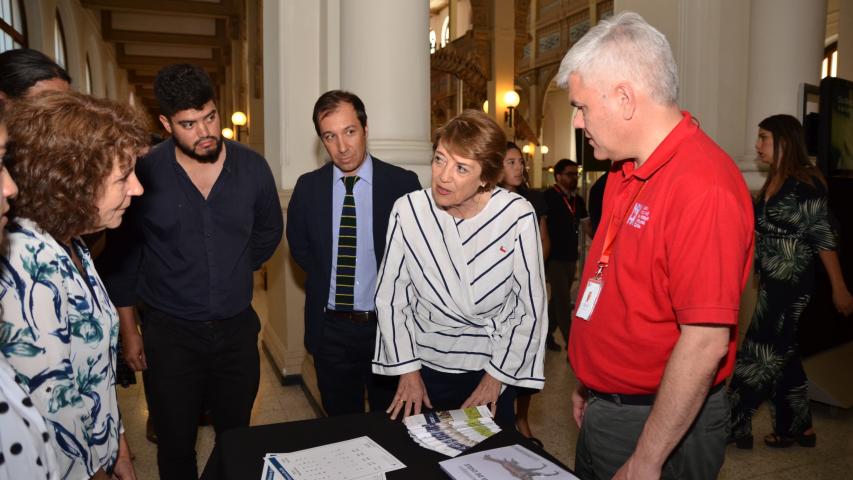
[{"xmin": 541, "ymin": 84, "xmax": 575, "ymax": 170}]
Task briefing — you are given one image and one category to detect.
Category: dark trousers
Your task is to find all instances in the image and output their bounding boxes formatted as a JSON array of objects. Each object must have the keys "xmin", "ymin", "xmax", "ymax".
[
  {"xmin": 575, "ymin": 386, "xmax": 728, "ymax": 480},
  {"xmin": 315, "ymin": 312, "xmax": 396, "ymax": 416},
  {"xmin": 546, "ymin": 258, "xmax": 577, "ymax": 344},
  {"xmin": 729, "ymin": 353, "xmax": 810, "ymax": 439},
  {"xmin": 420, "ymin": 367, "xmax": 518, "ymax": 431},
  {"xmin": 729, "ymin": 279, "xmax": 814, "ymax": 439},
  {"xmin": 141, "ymin": 306, "xmax": 261, "ymax": 480}
]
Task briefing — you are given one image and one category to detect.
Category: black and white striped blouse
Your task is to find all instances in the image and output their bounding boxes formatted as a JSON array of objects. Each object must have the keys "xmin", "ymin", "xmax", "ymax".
[{"xmin": 372, "ymin": 187, "xmax": 548, "ymax": 389}]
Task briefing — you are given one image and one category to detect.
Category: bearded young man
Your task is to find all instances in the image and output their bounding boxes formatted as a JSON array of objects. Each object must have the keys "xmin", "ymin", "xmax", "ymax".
[{"xmin": 101, "ymin": 64, "xmax": 283, "ymax": 480}]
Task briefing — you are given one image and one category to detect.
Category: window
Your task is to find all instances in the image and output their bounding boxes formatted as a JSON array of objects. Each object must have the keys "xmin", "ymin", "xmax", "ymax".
[
  {"xmin": 54, "ymin": 11, "xmax": 67, "ymax": 68},
  {"xmin": 84, "ymin": 55, "xmax": 93, "ymax": 94},
  {"xmin": 441, "ymin": 15, "xmax": 450, "ymax": 48},
  {"xmin": 822, "ymin": 42, "xmax": 838, "ymax": 79},
  {"xmin": 0, "ymin": 0, "xmax": 26, "ymax": 52},
  {"xmin": 429, "ymin": 30, "xmax": 436, "ymax": 54}
]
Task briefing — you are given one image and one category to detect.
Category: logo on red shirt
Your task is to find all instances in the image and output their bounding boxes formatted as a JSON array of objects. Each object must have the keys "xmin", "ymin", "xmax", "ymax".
[{"xmin": 626, "ymin": 202, "xmax": 650, "ymax": 229}]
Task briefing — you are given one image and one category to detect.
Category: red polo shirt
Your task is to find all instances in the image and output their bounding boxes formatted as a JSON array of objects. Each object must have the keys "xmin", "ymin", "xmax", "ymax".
[{"xmin": 568, "ymin": 111, "xmax": 754, "ymax": 394}]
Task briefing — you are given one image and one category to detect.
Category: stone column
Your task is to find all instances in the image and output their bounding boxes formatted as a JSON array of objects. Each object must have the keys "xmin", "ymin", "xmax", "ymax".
[
  {"xmin": 489, "ymin": 0, "xmax": 516, "ymax": 139},
  {"xmin": 260, "ymin": 0, "xmax": 324, "ymax": 385},
  {"xmin": 742, "ymin": 0, "xmax": 825, "ymax": 188},
  {"xmin": 339, "ymin": 0, "xmax": 432, "ymax": 182}
]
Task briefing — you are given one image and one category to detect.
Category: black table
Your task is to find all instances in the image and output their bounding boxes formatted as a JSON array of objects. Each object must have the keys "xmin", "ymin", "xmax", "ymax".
[{"xmin": 201, "ymin": 412, "xmax": 572, "ymax": 479}]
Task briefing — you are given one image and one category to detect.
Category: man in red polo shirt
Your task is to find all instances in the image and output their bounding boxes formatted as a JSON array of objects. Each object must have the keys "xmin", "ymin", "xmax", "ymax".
[{"xmin": 557, "ymin": 11, "xmax": 754, "ymax": 480}]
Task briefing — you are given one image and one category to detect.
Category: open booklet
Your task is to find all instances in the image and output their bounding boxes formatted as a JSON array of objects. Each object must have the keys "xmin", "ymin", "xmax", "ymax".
[
  {"xmin": 439, "ymin": 444, "xmax": 579, "ymax": 480},
  {"xmin": 402, "ymin": 405, "xmax": 502, "ymax": 457}
]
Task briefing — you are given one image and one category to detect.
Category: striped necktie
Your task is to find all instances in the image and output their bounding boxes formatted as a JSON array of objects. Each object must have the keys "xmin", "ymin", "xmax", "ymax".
[{"xmin": 335, "ymin": 175, "xmax": 359, "ymax": 310}]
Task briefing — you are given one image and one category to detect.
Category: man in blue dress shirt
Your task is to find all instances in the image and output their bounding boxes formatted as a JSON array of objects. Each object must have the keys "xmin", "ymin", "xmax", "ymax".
[
  {"xmin": 102, "ymin": 64, "xmax": 283, "ymax": 479},
  {"xmin": 287, "ymin": 91, "xmax": 420, "ymax": 416}
]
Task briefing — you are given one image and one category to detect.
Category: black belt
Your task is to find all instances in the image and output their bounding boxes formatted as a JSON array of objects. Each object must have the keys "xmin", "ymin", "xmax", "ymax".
[
  {"xmin": 589, "ymin": 382, "xmax": 724, "ymax": 406},
  {"xmin": 324, "ymin": 308, "xmax": 376, "ymax": 324}
]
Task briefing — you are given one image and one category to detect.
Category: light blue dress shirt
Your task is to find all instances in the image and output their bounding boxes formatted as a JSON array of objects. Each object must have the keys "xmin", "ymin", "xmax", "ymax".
[{"xmin": 328, "ymin": 154, "xmax": 377, "ymax": 311}]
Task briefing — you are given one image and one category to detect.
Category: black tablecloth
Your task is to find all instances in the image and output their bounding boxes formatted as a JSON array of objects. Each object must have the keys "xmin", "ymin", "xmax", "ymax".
[{"xmin": 201, "ymin": 412, "xmax": 571, "ymax": 479}]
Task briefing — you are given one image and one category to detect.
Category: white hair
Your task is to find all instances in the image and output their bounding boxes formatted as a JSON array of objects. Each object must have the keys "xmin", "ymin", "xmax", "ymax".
[{"xmin": 555, "ymin": 11, "xmax": 679, "ymax": 105}]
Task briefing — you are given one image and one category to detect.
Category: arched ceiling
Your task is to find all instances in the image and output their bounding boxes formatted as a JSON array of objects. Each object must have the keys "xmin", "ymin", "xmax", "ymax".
[{"xmin": 82, "ymin": 0, "xmax": 242, "ymax": 117}]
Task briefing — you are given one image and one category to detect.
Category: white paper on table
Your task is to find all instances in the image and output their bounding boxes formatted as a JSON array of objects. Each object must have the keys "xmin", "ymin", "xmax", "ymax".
[
  {"xmin": 261, "ymin": 456, "xmax": 292, "ymax": 480},
  {"xmin": 268, "ymin": 436, "xmax": 404, "ymax": 480}
]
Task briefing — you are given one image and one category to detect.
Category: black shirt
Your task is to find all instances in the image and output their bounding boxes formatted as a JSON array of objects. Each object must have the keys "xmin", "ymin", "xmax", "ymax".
[
  {"xmin": 518, "ymin": 187, "xmax": 547, "ymax": 221},
  {"xmin": 543, "ymin": 186, "xmax": 588, "ymax": 261},
  {"xmin": 100, "ymin": 138, "xmax": 283, "ymax": 320},
  {"xmin": 587, "ymin": 171, "xmax": 608, "ymax": 235}
]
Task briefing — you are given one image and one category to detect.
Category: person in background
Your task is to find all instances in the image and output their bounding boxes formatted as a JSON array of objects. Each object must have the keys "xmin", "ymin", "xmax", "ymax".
[
  {"xmin": 543, "ymin": 158, "xmax": 589, "ymax": 350},
  {"xmin": 728, "ymin": 114, "xmax": 853, "ymax": 449},
  {"xmin": 373, "ymin": 110, "xmax": 548, "ymax": 430},
  {"xmin": 499, "ymin": 141, "xmax": 549, "ymax": 444},
  {"xmin": 1, "ymin": 91, "xmax": 148, "ymax": 480},
  {"xmin": 560, "ymin": 12, "xmax": 753, "ymax": 479},
  {"xmin": 287, "ymin": 90, "xmax": 420, "ymax": 416},
  {"xmin": 0, "ymin": 48, "xmax": 71, "ymax": 99},
  {"xmin": 500, "ymin": 142, "xmax": 550, "ymax": 258},
  {"xmin": 0, "ymin": 100, "xmax": 60, "ymax": 480}
]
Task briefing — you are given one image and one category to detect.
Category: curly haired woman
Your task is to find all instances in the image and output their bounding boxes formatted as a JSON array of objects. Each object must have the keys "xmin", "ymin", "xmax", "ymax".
[{"xmin": 0, "ymin": 91, "xmax": 148, "ymax": 479}]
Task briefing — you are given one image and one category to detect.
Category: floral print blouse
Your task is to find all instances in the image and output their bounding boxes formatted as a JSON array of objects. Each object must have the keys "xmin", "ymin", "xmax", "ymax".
[{"xmin": 0, "ymin": 218, "xmax": 122, "ymax": 479}]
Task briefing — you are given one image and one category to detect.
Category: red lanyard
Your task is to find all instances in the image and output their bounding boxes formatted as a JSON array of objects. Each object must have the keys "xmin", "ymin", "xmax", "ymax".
[
  {"xmin": 554, "ymin": 186, "xmax": 576, "ymax": 216},
  {"xmin": 595, "ymin": 180, "xmax": 647, "ymax": 276}
]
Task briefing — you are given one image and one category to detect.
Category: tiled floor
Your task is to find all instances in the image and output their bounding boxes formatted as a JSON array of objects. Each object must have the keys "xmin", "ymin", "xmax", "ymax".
[{"xmin": 117, "ymin": 287, "xmax": 853, "ymax": 479}]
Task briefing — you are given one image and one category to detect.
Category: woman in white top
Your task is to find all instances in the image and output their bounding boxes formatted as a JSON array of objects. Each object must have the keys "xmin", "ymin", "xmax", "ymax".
[{"xmin": 372, "ymin": 110, "xmax": 548, "ymax": 429}]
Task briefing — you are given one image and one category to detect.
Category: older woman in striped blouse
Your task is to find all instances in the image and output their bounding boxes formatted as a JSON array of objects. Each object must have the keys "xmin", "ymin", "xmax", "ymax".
[{"xmin": 372, "ymin": 110, "xmax": 548, "ymax": 429}]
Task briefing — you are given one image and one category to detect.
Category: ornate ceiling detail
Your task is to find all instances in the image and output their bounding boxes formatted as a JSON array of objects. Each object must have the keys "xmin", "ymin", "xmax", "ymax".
[{"xmin": 431, "ymin": 46, "xmax": 489, "ymax": 100}]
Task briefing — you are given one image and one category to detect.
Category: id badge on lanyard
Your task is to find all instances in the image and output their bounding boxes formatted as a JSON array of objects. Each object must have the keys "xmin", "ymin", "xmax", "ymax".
[
  {"xmin": 576, "ymin": 265, "xmax": 604, "ymax": 320},
  {"xmin": 577, "ymin": 180, "xmax": 647, "ymax": 321}
]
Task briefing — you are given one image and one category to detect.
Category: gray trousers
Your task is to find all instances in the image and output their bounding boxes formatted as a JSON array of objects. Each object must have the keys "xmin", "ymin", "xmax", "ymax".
[{"xmin": 575, "ymin": 386, "xmax": 728, "ymax": 480}]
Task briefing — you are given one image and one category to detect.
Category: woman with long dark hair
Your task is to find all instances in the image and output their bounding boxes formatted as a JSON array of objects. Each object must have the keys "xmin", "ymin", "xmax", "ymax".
[{"xmin": 728, "ymin": 114, "xmax": 853, "ymax": 449}]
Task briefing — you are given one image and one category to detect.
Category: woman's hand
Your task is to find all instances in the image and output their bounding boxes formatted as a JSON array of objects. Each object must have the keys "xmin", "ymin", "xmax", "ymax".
[
  {"xmin": 112, "ymin": 434, "xmax": 136, "ymax": 480},
  {"xmin": 461, "ymin": 373, "xmax": 502, "ymax": 417},
  {"xmin": 833, "ymin": 287, "xmax": 853, "ymax": 316},
  {"xmin": 387, "ymin": 371, "xmax": 432, "ymax": 420}
]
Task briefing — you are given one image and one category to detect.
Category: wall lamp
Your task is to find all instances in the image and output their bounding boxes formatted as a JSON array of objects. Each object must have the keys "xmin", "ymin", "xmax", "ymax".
[
  {"xmin": 231, "ymin": 111, "xmax": 248, "ymax": 142},
  {"xmin": 222, "ymin": 127, "xmax": 235, "ymax": 139},
  {"xmin": 503, "ymin": 90, "xmax": 520, "ymax": 128}
]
